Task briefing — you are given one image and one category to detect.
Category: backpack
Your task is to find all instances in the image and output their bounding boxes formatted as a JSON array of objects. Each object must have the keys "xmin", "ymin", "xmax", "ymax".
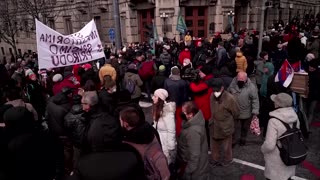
[
  {"xmin": 125, "ymin": 78, "xmax": 136, "ymax": 94},
  {"xmin": 125, "ymin": 138, "xmax": 170, "ymax": 180},
  {"xmin": 139, "ymin": 61, "xmax": 155, "ymax": 80},
  {"xmin": 143, "ymin": 140, "xmax": 164, "ymax": 180},
  {"xmin": 275, "ymin": 118, "xmax": 307, "ymax": 166}
]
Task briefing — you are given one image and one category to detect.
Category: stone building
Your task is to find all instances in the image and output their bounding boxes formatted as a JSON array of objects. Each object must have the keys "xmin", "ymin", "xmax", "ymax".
[{"xmin": 0, "ymin": 0, "xmax": 319, "ymax": 62}]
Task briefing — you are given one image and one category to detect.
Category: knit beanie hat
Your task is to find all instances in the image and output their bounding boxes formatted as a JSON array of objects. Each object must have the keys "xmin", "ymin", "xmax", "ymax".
[
  {"xmin": 52, "ymin": 74, "xmax": 63, "ymax": 82},
  {"xmin": 154, "ymin": 89, "xmax": 168, "ymax": 101},
  {"xmin": 159, "ymin": 65, "xmax": 166, "ymax": 72}
]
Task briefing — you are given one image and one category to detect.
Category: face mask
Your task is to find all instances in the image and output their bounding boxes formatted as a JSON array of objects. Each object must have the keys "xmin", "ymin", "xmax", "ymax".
[
  {"xmin": 237, "ymin": 81, "xmax": 245, "ymax": 88},
  {"xmin": 112, "ymin": 87, "xmax": 117, "ymax": 93},
  {"xmin": 180, "ymin": 112, "xmax": 187, "ymax": 121},
  {"xmin": 214, "ymin": 92, "xmax": 222, "ymax": 98}
]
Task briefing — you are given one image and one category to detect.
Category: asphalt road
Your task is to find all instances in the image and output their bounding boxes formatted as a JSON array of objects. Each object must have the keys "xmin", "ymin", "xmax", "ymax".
[{"xmin": 140, "ymin": 102, "xmax": 320, "ymax": 180}]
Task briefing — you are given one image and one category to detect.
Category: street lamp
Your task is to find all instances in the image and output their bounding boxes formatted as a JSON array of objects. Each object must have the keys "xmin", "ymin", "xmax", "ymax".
[
  {"xmin": 160, "ymin": 12, "xmax": 169, "ymax": 38},
  {"xmin": 227, "ymin": 10, "xmax": 235, "ymax": 33}
]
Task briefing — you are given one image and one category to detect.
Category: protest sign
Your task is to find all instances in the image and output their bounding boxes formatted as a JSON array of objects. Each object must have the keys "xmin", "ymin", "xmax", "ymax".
[{"xmin": 36, "ymin": 19, "xmax": 105, "ymax": 69}]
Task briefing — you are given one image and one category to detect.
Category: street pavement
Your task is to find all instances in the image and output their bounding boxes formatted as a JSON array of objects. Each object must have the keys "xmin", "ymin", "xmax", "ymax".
[{"xmin": 140, "ymin": 101, "xmax": 320, "ymax": 180}]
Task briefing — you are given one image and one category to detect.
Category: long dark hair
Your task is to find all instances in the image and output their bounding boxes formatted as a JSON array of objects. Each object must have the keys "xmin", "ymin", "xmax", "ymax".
[{"xmin": 152, "ymin": 98, "xmax": 165, "ymax": 122}]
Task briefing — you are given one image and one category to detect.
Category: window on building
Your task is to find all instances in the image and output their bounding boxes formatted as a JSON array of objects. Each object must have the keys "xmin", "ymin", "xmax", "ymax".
[
  {"xmin": 48, "ymin": 19, "xmax": 55, "ymax": 30},
  {"xmin": 94, "ymin": 16, "xmax": 102, "ymax": 40},
  {"xmin": 186, "ymin": 7, "xmax": 193, "ymax": 16},
  {"xmin": 24, "ymin": 21, "xmax": 30, "ymax": 38},
  {"xmin": 64, "ymin": 17, "xmax": 73, "ymax": 34},
  {"xmin": 1, "ymin": 47, "xmax": 5, "ymax": 55},
  {"xmin": 18, "ymin": 49, "xmax": 22, "ymax": 56},
  {"xmin": 9, "ymin": 48, "xmax": 13, "ymax": 55}
]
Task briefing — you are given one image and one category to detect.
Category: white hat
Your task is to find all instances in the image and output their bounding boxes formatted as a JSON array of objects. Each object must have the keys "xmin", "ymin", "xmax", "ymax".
[
  {"xmin": 271, "ymin": 93, "xmax": 292, "ymax": 108},
  {"xmin": 52, "ymin": 74, "xmax": 63, "ymax": 82},
  {"xmin": 154, "ymin": 89, "xmax": 168, "ymax": 101}
]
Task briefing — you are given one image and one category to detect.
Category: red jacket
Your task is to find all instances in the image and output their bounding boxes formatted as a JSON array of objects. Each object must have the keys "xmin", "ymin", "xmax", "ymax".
[
  {"xmin": 189, "ymin": 75, "xmax": 213, "ymax": 121},
  {"xmin": 52, "ymin": 77, "xmax": 79, "ymax": 95},
  {"xmin": 179, "ymin": 50, "xmax": 191, "ymax": 65}
]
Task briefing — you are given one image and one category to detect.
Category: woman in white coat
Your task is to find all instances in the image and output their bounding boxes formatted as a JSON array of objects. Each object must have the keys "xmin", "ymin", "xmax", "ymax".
[
  {"xmin": 152, "ymin": 88, "xmax": 177, "ymax": 165},
  {"xmin": 261, "ymin": 93, "xmax": 299, "ymax": 180}
]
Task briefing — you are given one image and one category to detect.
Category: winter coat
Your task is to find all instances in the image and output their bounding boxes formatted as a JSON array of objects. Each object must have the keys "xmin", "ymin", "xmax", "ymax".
[
  {"xmin": 98, "ymin": 64, "xmax": 117, "ymax": 83},
  {"xmin": 123, "ymin": 122, "xmax": 170, "ymax": 180},
  {"xmin": 307, "ymin": 39, "xmax": 319, "ymax": 59},
  {"xmin": 179, "ymin": 50, "xmax": 192, "ymax": 65},
  {"xmin": 216, "ymin": 47, "xmax": 228, "ymax": 69},
  {"xmin": 6, "ymin": 99, "xmax": 38, "ymax": 121},
  {"xmin": 209, "ymin": 91, "xmax": 240, "ymax": 139},
  {"xmin": 69, "ymin": 144, "xmax": 145, "ymax": 180},
  {"xmin": 235, "ymin": 52, "xmax": 248, "ymax": 72},
  {"xmin": 153, "ymin": 102, "xmax": 177, "ymax": 164},
  {"xmin": 124, "ymin": 70, "xmax": 143, "ymax": 99},
  {"xmin": 25, "ymin": 80, "xmax": 46, "ymax": 118},
  {"xmin": 177, "ymin": 111, "xmax": 209, "ymax": 180},
  {"xmin": 228, "ymin": 78, "xmax": 259, "ymax": 119},
  {"xmin": 164, "ymin": 75, "xmax": 189, "ymax": 107},
  {"xmin": 151, "ymin": 72, "xmax": 167, "ymax": 92},
  {"xmin": 4, "ymin": 107, "xmax": 64, "ymax": 180},
  {"xmin": 192, "ymin": 48, "xmax": 207, "ymax": 67},
  {"xmin": 190, "ymin": 75, "xmax": 214, "ymax": 121},
  {"xmin": 98, "ymin": 88, "xmax": 117, "ymax": 114},
  {"xmin": 272, "ymin": 49, "xmax": 288, "ymax": 74},
  {"xmin": 46, "ymin": 93, "xmax": 71, "ymax": 136},
  {"xmin": 260, "ymin": 62, "xmax": 274, "ymax": 97},
  {"xmin": 64, "ymin": 104, "xmax": 86, "ymax": 148},
  {"xmin": 52, "ymin": 77, "xmax": 78, "ymax": 95},
  {"xmin": 160, "ymin": 51, "xmax": 172, "ymax": 66},
  {"xmin": 69, "ymin": 106, "xmax": 145, "ymax": 180},
  {"xmin": 261, "ymin": 107, "xmax": 299, "ymax": 180},
  {"xmin": 254, "ymin": 58, "xmax": 265, "ymax": 85}
]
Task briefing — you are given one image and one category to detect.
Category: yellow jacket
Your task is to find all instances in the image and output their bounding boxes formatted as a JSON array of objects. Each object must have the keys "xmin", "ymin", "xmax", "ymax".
[
  {"xmin": 235, "ymin": 52, "xmax": 247, "ymax": 73},
  {"xmin": 99, "ymin": 64, "xmax": 117, "ymax": 84},
  {"xmin": 184, "ymin": 35, "xmax": 192, "ymax": 42}
]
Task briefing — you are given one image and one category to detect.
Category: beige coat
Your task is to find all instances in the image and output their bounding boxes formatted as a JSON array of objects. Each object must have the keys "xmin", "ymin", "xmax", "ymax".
[
  {"xmin": 235, "ymin": 52, "xmax": 248, "ymax": 73},
  {"xmin": 261, "ymin": 107, "xmax": 299, "ymax": 180}
]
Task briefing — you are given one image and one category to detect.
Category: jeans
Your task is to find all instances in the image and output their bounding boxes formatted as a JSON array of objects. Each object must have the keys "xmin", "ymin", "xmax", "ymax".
[{"xmin": 211, "ymin": 136, "xmax": 233, "ymax": 163}]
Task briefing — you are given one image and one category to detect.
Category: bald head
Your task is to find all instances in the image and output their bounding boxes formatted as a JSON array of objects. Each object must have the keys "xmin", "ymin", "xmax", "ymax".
[{"xmin": 237, "ymin": 71, "xmax": 248, "ymax": 82}]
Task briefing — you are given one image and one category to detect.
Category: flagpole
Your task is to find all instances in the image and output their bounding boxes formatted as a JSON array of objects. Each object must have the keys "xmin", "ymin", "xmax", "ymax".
[{"xmin": 112, "ymin": 0, "xmax": 122, "ymax": 52}]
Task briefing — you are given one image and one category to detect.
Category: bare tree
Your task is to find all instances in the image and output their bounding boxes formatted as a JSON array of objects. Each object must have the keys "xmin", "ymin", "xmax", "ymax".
[
  {"xmin": 18, "ymin": 0, "xmax": 63, "ymax": 25},
  {"xmin": 0, "ymin": 0, "xmax": 22, "ymax": 59}
]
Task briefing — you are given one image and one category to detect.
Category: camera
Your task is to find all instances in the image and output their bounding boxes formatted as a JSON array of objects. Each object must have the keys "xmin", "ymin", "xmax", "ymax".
[{"xmin": 182, "ymin": 68, "xmax": 201, "ymax": 82}]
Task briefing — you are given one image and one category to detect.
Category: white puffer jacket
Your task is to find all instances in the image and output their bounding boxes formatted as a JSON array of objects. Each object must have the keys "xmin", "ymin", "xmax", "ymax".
[{"xmin": 153, "ymin": 101, "xmax": 177, "ymax": 165}]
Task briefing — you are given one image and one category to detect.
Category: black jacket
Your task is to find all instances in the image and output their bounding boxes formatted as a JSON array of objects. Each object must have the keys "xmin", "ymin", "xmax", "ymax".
[
  {"xmin": 164, "ymin": 77, "xmax": 189, "ymax": 107},
  {"xmin": 64, "ymin": 104, "xmax": 86, "ymax": 148},
  {"xmin": 46, "ymin": 93, "xmax": 71, "ymax": 136},
  {"xmin": 98, "ymin": 88, "xmax": 117, "ymax": 114},
  {"xmin": 151, "ymin": 72, "xmax": 167, "ymax": 92}
]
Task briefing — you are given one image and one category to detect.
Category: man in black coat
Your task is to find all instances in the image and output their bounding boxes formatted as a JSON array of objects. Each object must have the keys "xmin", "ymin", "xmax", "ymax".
[{"xmin": 68, "ymin": 91, "xmax": 145, "ymax": 180}]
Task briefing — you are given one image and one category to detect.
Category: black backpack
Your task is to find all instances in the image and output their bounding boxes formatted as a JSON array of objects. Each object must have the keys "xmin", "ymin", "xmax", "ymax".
[{"xmin": 275, "ymin": 118, "xmax": 307, "ymax": 166}]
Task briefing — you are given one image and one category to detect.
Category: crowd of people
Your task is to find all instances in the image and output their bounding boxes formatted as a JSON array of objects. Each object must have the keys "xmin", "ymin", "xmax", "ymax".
[{"xmin": 0, "ymin": 18, "xmax": 319, "ymax": 180}]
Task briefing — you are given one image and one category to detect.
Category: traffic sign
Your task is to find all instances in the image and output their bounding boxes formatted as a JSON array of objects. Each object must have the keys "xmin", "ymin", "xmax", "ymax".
[{"xmin": 108, "ymin": 28, "xmax": 115, "ymax": 41}]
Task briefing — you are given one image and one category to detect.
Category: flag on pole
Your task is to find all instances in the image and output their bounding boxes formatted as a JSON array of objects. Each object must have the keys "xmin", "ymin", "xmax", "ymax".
[
  {"xmin": 176, "ymin": 10, "xmax": 187, "ymax": 34},
  {"xmin": 275, "ymin": 59, "xmax": 294, "ymax": 88}
]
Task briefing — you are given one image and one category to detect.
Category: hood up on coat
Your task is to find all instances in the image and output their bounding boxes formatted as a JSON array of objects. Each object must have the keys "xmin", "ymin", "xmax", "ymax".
[
  {"xmin": 163, "ymin": 101, "xmax": 176, "ymax": 114},
  {"xmin": 269, "ymin": 107, "xmax": 298, "ymax": 124}
]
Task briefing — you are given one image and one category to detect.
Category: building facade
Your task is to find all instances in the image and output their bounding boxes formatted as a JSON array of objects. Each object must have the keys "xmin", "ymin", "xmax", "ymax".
[{"xmin": 0, "ymin": 0, "xmax": 319, "ymax": 62}]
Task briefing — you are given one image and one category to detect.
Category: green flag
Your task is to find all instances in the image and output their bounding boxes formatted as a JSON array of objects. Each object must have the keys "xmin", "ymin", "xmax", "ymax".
[{"xmin": 176, "ymin": 10, "xmax": 187, "ymax": 34}]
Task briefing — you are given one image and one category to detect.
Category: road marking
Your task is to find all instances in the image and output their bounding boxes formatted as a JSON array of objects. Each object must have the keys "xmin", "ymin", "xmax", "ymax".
[{"xmin": 233, "ymin": 158, "xmax": 308, "ymax": 180}]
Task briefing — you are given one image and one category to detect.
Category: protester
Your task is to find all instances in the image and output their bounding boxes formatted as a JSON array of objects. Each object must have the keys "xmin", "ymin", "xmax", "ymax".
[
  {"xmin": 98, "ymin": 59, "xmax": 117, "ymax": 84},
  {"xmin": 151, "ymin": 65, "xmax": 167, "ymax": 92},
  {"xmin": 124, "ymin": 63, "xmax": 143, "ymax": 103},
  {"xmin": 152, "ymin": 89, "xmax": 176, "ymax": 165},
  {"xmin": 210, "ymin": 78, "xmax": 240, "ymax": 166},
  {"xmin": 120, "ymin": 107, "xmax": 170, "ymax": 180},
  {"xmin": 164, "ymin": 66, "xmax": 189, "ymax": 135},
  {"xmin": 235, "ymin": 51, "xmax": 248, "ymax": 73},
  {"xmin": 178, "ymin": 45, "xmax": 191, "ymax": 65},
  {"xmin": 261, "ymin": 93, "xmax": 298, "ymax": 180},
  {"xmin": 98, "ymin": 75, "xmax": 117, "ymax": 114},
  {"xmin": 216, "ymin": 41, "xmax": 228, "ymax": 69},
  {"xmin": 228, "ymin": 72, "xmax": 259, "ymax": 146},
  {"xmin": 254, "ymin": 51, "xmax": 268, "ymax": 89},
  {"xmin": 177, "ymin": 101, "xmax": 209, "ymax": 180}
]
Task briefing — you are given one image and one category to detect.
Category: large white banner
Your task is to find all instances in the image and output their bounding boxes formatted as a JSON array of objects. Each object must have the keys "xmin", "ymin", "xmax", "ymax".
[{"xmin": 36, "ymin": 19, "xmax": 105, "ymax": 69}]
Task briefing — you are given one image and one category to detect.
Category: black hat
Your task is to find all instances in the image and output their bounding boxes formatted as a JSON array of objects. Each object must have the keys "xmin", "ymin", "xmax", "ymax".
[{"xmin": 209, "ymin": 78, "xmax": 224, "ymax": 92}]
